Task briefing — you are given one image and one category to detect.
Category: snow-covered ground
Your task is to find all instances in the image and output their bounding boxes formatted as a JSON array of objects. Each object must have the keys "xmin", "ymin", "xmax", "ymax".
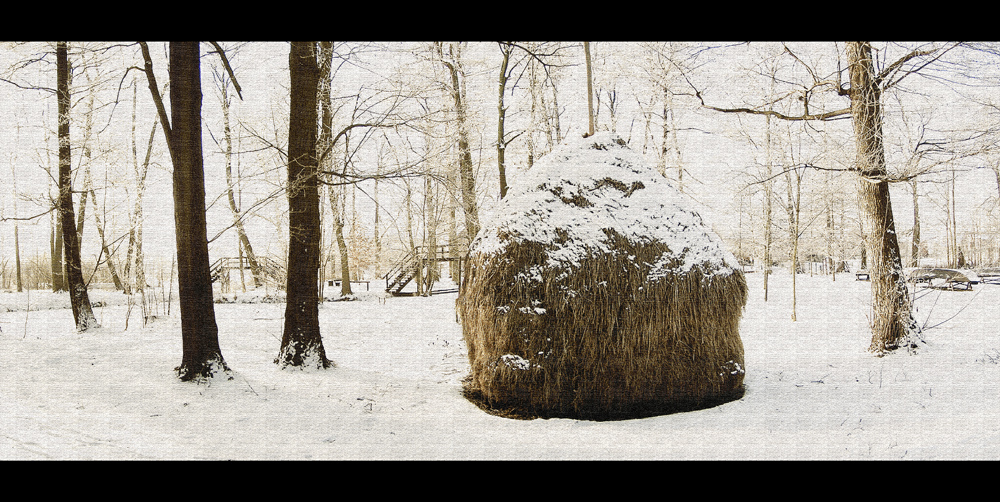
[{"xmin": 1, "ymin": 271, "xmax": 998, "ymax": 459}]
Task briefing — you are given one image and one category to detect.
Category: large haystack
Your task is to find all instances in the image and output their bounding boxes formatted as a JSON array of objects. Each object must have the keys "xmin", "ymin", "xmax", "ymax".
[{"xmin": 458, "ymin": 133, "xmax": 747, "ymax": 420}]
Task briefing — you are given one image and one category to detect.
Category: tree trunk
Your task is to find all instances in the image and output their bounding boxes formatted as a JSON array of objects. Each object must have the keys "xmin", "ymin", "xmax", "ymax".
[
  {"xmin": 661, "ymin": 86, "xmax": 684, "ymax": 191},
  {"xmin": 763, "ymin": 113, "xmax": 774, "ymax": 302},
  {"xmin": 335, "ymin": 193, "xmax": 352, "ymax": 297},
  {"xmin": 423, "ymin": 172, "xmax": 438, "ymax": 295},
  {"xmin": 319, "ymin": 44, "xmax": 354, "ymax": 299},
  {"xmin": 584, "ymin": 41, "xmax": 595, "ymax": 137},
  {"xmin": 316, "ymin": 41, "xmax": 333, "ymax": 300},
  {"xmin": 791, "ymin": 168, "xmax": 801, "ymax": 321},
  {"xmin": 847, "ymin": 41, "xmax": 916, "ymax": 354},
  {"xmin": 497, "ymin": 43, "xmax": 511, "ymax": 199},
  {"xmin": 122, "ymin": 82, "xmax": 156, "ymax": 295},
  {"xmin": 131, "ymin": 116, "xmax": 156, "ymax": 295},
  {"xmin": 447, "ymin": 164, "xmax": 459, "ymax": 281},
  {"xmin": 12, "ymin": 158, "xmax": 22, "ymax": 292},
  {"xmin": 165, "ymin": 41, "xmax": 229, "ymax": 380},
  {"xmin": 278, "ymin": 41, "xmax": 332, "ymax": 370},
  {"xmin": 550, "ymin": 77, "xmax": 562, "ymax": 144},
  {"xmin": 85, "ymin": 164, "xmax": 124, "ymax": 291},
  {"xmin": 910, "ymin": 180, "xmax": 921, "ymax": 268},
  {"xmin": 220, "ymin": 73, "xmax": 263, "ymax": 288},
  {"xmin": 951, "ymin": 167, "xmax": 958, "ymax": 267},
  {"xmin": 528, "ymin": 46, "xmax": 540, "ymax": 168},
  {"xmin": 75, "ymin": 66, "xmax": 95, "ymax": 242},
  {"xmin": 405, "ymin": 179, "xmax": 418, "ymax": 294},
  {"xmin": 373, "ymin": 172, "xmax": 381, "ymax": 276},
  {"xmin": 785, "ymin": 166, "xmax": 799, "ymax": 276},
  {"xmin": 15, "ymin": 224, "xmax": 22, "ymax": 292},
  {"xmin": 57, "ymin": 42, "xmax": 98, "ymax": 331},
  {"xmin": 439, "ymin": 42, "xmax": 480, "ymax": 243},
  {"xmin": 51, "ymin": 214, "xmax": 65, "ymax": 292}
]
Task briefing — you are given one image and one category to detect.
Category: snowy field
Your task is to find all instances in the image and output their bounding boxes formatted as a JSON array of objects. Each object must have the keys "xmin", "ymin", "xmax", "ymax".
[{"xmin": 1, "ymin": 271, "xmax": 998, "ymax": 460}]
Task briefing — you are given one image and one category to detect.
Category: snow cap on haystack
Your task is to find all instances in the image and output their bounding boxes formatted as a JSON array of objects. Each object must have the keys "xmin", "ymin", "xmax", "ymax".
[{"xmin": 459, "ymin": 132, "xmax": 748, "ymax": 420}]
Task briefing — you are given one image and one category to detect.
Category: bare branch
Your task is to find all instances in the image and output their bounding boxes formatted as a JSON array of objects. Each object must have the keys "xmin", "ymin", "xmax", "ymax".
[
  {"xmin": 699, "ymin": 98, "xmax": 852, "ymax": 121},
  {"xmin": 138, "ymin": 41, "xmax": 172, "ymax": 146},
  {"xmin": 207, "ymin": 41, "xmax": 243, "ymax": 101},
  {"xmin": 0, "ymin": 206, "xmax": 56, "ymax": 222},
  {"xmin": 877, "ymin": 43, "xmax": 962, "ymax": 91}
]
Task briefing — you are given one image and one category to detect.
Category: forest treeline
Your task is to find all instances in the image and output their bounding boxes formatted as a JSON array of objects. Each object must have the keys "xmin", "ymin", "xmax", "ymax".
[{"xmin": 3, "ymin": 42, "xmax": 1000, "ymax": 375}]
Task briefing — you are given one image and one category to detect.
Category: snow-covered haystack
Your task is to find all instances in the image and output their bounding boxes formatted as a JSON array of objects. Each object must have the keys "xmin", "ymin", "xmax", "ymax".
[{"xmin": 458, "ymin": 133, "xmax": 748, "ymax": 420}]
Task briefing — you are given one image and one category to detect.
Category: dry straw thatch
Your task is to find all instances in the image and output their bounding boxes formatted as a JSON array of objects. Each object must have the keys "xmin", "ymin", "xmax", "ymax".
[{"xmin": 458, "ymin": 133, "xmax": 748, "ymax": 420}]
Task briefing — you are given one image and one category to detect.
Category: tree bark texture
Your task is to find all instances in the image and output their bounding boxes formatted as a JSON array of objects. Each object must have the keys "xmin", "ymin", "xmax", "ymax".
[
  {"xmin": 847, "ymin": 41, "xmax": 916, "ymax": 354},
  {"xmin": 51, "ymin": 215, "xmax": 65, "ymax": 292},
  {"xmin": 167, "ymin": 41, "xmax": 229, "ymax": 380},
  {"xmin": 584, "ymin": 41, "xmax": 595, "ymax": 136},
  {"xmin": 57, "ymin": 42, "xmax": 98, "ymax": 331},
  {"xmin": 220, "ymin": 78, "xmax": 263, "ymax": 288},
  {"xmin": 85, "ymin": 165, "xmax": 124, "ymax": 291},
  {"xmin": 278, "ymin": 41, "xmax": 332, "ymax": 369},
  {"xmin": 910, "ymin": 180, "xmax": 920, "ymax": 268},
  {"xmin": 15, "ymin": 224, "xmax": 23, "ymax": 292},
  {"xmin": 316, "ymin": 41, "xmax": 334, "ymax": 299},
  {"xmin": 497, "ymin": 43, "xmax": 511, "ymax": 199},
  {"xmin": 335, "ymin": 192, "xmax": 352, "ymax": 296},
  {"xmin": 439, "ymin": 43, "xmax": 479, "ymax": 243}
]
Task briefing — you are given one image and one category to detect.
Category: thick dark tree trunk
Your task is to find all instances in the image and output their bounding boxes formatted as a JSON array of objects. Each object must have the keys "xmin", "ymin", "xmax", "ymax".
[
  {"xmin": 57, "ymin": 42, "xmax": 98, "ymax": 331},
  {"xmin": 278, "ymin": 41, "xmax": 332, "ymax": 369},
  {"xmin": 167, "ymin": 42, "xmax": 230, "ymax": 380},
  {"xmin": 847, "ymin": 41, "xmax": 916, "ymax": 354}
]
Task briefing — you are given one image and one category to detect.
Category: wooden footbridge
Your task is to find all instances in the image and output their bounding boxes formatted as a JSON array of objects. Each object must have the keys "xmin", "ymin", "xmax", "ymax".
[
  {"xmin": 210, "ymin": 256, "xmax": 286, "ymax": 290},
  {"xmin": 384, "ymin": 244, "xmax": 468, "ymax": 296}
]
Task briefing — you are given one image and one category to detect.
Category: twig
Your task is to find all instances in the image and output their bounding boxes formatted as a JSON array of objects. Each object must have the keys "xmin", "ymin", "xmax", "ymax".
[
  {"xmin": 241, "ymin": 375, "xmax": 259, "ymax": 396},
  {"xmin": 208, "ymin": 42, "xmax": 243, "ymax": 101},
  {"xmin": 22, "ymin": 288, "xmax": 29, "ymax": 339}
]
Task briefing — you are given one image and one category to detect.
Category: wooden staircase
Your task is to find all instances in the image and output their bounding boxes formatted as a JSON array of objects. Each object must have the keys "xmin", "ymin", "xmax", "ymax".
[
  {"xmin": 384, "ymin": 245, "xmax": 468, "ymax": 296},
  {"xmin": 210, "ymin": 256, "xmax": 286, "ymax": 288}
]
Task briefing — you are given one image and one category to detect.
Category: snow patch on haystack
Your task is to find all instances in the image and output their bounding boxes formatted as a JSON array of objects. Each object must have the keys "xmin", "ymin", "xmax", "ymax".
[
  {"xmin": 460, "ymin": 133, "xmax": 748, "ymax": 420},
  {"xmin": 472, "ymin": 132, "xmax": 740, "ymax": 280}
]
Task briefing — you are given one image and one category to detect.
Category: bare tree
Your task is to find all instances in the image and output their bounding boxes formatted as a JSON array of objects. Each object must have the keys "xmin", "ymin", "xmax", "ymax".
[
  {"xmin": 56, "ymin": 42, "xmax": 98, "ymax": 331},
  {"xmin": 140, "ymin": 41, "xmax": 231, "ymax": 380},
  {"xmin": 436, "ymin": 42, "xmax": 479, "ymax": 242},
  {"xmin": 495, "ymin": 42, "xmax": 572, "ymax": 196},
  {"xmin": 212, "ymin": 62, "xmax": 264, "ymax": 289},
  {"xmin": 10, "ymin": 126, "xmax": 24, "ymax": 292},
  {"xmin": 844, "ymin": 42, "xmax": 917, "ymax": 352},
  {"xmin": 277, "ymin": 41, "xmax": 333, "ymax": 370},
  {"xmin": 691, "ymin": 42, "xmax": 962, "ymax": 353}
]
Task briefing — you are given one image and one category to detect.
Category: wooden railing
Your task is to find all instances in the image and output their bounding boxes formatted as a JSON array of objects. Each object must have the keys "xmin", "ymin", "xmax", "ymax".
[
  {"xmin": 210, "ymin": 256, "xmax": 286, "ymax": 287},
  {"xmin": 384, "ymin": 245, "xmax": 468, "ymax": 295}
]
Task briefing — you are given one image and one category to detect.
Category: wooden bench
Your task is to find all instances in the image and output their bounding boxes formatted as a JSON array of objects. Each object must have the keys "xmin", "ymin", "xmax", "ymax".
[
  {"xmin": 855, "ymin": 271, "xmax": 870, "ymax": 281},
  {"xmin": 327, "ymin": 280, "xmax": 371, "ymax": 291}
]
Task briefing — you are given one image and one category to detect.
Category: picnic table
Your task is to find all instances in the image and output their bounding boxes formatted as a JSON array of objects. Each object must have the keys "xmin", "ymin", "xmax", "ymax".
[
  {"xmin": 855, "ymin": 270, "xmax": 870, "ymax": 281},
  {"xmin": 907, "ymin": 267, "xmax": 973, "ymax": 291},
  {"xmin": 977, "ymin": 268, "xmax": 1000, "ymax": 285}
]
